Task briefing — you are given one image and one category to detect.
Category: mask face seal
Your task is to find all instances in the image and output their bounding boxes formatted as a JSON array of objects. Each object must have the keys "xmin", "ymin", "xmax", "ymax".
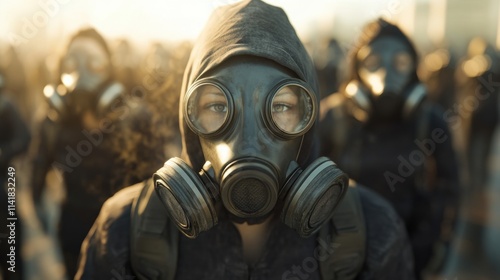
[{"xmin": 156, "ymin": 72, "xmax": 347, "ymax": 238}]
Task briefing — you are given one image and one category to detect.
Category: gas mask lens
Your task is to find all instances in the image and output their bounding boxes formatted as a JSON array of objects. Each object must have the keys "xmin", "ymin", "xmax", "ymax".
[
  {"xmin": 270, "ymin": 83, "xmax": 315, "ymax": 136},
  {"xmin": 394, "ymin": 52, "xmax": 413, "ymax": 74},
  {"xmin": 186, "ymin": 83, "xmax": 231, "ymax": 135}
]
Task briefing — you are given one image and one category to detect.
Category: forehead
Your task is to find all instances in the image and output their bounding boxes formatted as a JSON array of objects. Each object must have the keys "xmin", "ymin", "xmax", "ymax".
[
  {"xmin": 205, "ymin": 57, "xmax": 297, "ymax": 89},
  {"xmin": 359, "ymin": 37, "xmax": 412, "ymax": 59},
  {"xmin": 67, "ymin": 37, "xmax": 108, "ymax": 58}
]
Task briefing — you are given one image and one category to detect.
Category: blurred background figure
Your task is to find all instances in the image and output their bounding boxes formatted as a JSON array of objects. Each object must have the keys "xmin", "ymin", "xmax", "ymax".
[
  {"xmin": 0, "ymin": 45, "xmax": 30, "ymax": 121},
  {"xmin": 319, "ymin": 19, "xmax": 459, "ymax": 279},
  {"xmin": 29, "ymin": 27, "xmax": 143, "ymax": 279},
  {"xmin": 455, "ymin": 37, "xmax": 500, "ymax": 189},
  {"xmin": 419, "ymin": 47, "xmax": 457, "ymax": 111},
  {"xmin": 0, "ymin": 69, "xmax": 31, "ymax": 280},
  {"xmin": 442, "ymin": 37, "xmax": 500, "ymax": 279},
  {"xmin": 105, "ymin": 41, "xmax": 188, "ymax": 188},
  {"xmin": 141, "ymin": 42, "xmax": 171, "ymax": 93},
  {"xmin": 312, "ymin": 38, "xmax": 347, "ymax": 99},
  {"xmin": 110, "ymin": 38, "xmax": 141, "ymax": 96},
  {"xmin": 482, "ymin": 95, "xmax": 500, "ymax": 276}
]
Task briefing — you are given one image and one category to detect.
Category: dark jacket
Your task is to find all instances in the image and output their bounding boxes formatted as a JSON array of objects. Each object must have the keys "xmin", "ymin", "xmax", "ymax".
[{"xmin": 0, "ymin": 95, "xmax": 30, "ymax": 170}]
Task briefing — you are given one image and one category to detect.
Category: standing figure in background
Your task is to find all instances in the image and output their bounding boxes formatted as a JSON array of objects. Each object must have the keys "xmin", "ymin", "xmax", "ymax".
[
  {"xmin": 106, "ymin": 40, "xmax": 188, "ymax": 186},
  {"xmin": 111, "ymin": 38, "xmax": 140, "ymax": 96},
  {"xmin": 0, "ymin": 45, "xmax": 30, "ymax": 121},
  {"xmin": 419, "ymin": 47, "xmax": 457, "ymax": 111},
  {"xmin": 319, "ymin": 19, "xmax": 459, "ymax": 279},
  {"xmin": 313, "ymin": 38, "xmax": 346, "ymax": 100},
  {"xmin": 30, "ymin": 27, "xmax": 138, "ymax": 278},
  {"xmin": 443, "ymin": 37, "xmax": 500, "ymax": 279},
  {"xmin": 0, "ymin": 70, "xmax": 31, "ymax": 280},
  {"xmin": 142, "ymin": 42, "xmax": 171, "ymax": 92},
  {"xmin": 455, "ymin": 37, "xmax": 500, "ymax": 190}
]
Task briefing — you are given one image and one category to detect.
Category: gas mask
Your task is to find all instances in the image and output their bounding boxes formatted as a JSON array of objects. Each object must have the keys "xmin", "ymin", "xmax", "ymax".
[
  {"xmin": 154, "ymin": 59, "xmax": 348, "ymax": 238},
  {"xmin": 348, "ymin": 36, "xmax": 425, "ymax": 121},
  {"xmin": 61, "ymin": 37, "xmax": 111, "ymax": 111},
  {"xmin": 59, "ymin": 37, "xmax": 111, "ymax": 114}
]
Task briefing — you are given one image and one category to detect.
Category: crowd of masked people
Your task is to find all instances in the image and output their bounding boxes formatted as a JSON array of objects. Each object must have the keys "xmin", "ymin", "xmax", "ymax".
[{"xmin": 0, "ymin": 14, "xmax": 499, "ymax": 280}]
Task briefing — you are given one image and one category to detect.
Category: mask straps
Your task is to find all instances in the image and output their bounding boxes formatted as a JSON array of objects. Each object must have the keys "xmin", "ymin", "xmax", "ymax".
[{"xmin": 295, "ymin": 135, "xmax": 305, "ymax": 162}]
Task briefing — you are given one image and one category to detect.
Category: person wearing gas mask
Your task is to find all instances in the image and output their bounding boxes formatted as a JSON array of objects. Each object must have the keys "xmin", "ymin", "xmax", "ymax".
[
  {"xmin": 319, "ymin": 19, "xmax": 459, "ymax": 278},
  {"xmin": 314, "ymin": 38, "xmax": 347, "ymax": 100},
  {"xmin": 31, "ymin": 27, "xmax": 138, "ymax": 278},
  {"xmin": 0, "ymin": 70, "xmax": 30, "ymax": 280},
  {"xmin": 419, "ymin": 48, "xmax": 457, "ymax": 112},
  {"xmin": 76, "ymin": 1, "xmax": 414, "ymax": 279},
  {"xmin": 442, "ymin": 37, "xmax": 500, "ymax": 278},
  {"xmin": 455, "ymin": 37, "xmax": 500, "ymax": 191}
]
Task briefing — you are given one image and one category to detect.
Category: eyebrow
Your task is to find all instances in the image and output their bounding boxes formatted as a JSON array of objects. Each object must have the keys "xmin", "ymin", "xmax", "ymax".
[
  {"xmin": 201, "ymin": 91, "xmax": 225, "ymax": 98},
  {"xmin": 275, "ymin": 89, "xmax": 297, "ymax": 98}
]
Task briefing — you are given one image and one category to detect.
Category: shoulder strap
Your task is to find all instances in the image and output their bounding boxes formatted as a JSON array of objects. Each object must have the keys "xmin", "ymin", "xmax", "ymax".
[
  {"xmin": 319, "ymin": 182, "xmax": 366, "ymax": 280},
  {"xmin": 130, "ymin": 179, "xmax": 179, "ymax": 280}
]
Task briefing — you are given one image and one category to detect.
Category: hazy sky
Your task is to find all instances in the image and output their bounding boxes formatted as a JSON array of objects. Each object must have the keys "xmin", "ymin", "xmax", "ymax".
[
  {"xmin": 4, "ymin": 0, "xmax": 494, "ymax": 57},
  {"xmin": 0, "ymin": 0, "xmax": 405, "ymax": 47}
]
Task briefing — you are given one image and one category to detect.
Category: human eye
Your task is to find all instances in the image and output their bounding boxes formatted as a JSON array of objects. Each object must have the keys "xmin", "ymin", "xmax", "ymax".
[
  {"xmin": 272, "ymin": 88, "xmax": 298, "ymax": 113},
  {"xmin": 362, "ymin": 54, "xmax": 381, "ymax": 72},
  {"xmin": 394, "ymin": 52, "xmax": 413, "ymax": 73},
  {"xmin": 187, "ymin": 84, "xmax": 229, "ymax": 134},
  {"xmin": 273, "ymin": 103, "xmax": 292, "ymax": 113},
  {"xmin": 206, "ymin": 102, "xmax": 228, "ymax": 113},
  {"xmin": 63, "ymin": 56, "xmax": 76, "ymax": 73}
]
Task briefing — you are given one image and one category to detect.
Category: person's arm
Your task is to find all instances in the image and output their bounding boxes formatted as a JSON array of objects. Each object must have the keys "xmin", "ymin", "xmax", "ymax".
[
  {"xmin": 75, "ymin": 185, "xmax": 141, "ymax": 280},
  {"xmin": 31, "ymin": 119, "xmax": 55, "ymax": 207},
  {"xmin": 408, "ymin": 105, "xmax": 460, "ymax": 274},
  {"xmin": 357, "ymin": 186, "xmax": 415, "ymax": 280},
  {"xmin": 430, "ymin": 106, "xmax": 460, "ymax": 247}
]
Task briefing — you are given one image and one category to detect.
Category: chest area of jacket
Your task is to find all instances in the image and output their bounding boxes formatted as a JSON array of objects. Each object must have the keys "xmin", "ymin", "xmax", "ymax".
[
  {"xmin": 337, "ymin": 121, "xmax": 429, "ymax": 189},
  {"xmin": 174, "ymin": 223, "xmax": 322, "ymax": 280}
]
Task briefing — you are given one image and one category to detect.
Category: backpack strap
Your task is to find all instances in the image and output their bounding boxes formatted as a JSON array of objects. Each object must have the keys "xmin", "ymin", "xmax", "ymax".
[
  {"xmin": 130, "ymin": 179, "xmax": 179, "ymax": 280},
  {"xmin": 319, "ymin": 182, "xmax": 366, "ymax": 280}
]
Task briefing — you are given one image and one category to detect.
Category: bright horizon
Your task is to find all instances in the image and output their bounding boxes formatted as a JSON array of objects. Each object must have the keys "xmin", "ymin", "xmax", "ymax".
[
  {"xmin": 2, "ymin": 0, "xmax": 496, "ymax": 56},
  {"xmin": 0, "ymin": 0, "xmax": 407, "ymax": 48}
]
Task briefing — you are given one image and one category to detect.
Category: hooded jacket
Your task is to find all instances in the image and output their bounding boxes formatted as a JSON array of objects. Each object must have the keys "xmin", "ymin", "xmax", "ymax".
[
  {"xmin": 345, "ymin": 18, "xmax": 419, "ymax": 90},
  {"xmin": 180, "ymin": 0, "xmax": 319, "ymax": 171},
  {"xmin": 319, "ymin": 18, "xmax": 459, "ymax": 277},
  {"xmin": 31, "ymin": 27, "xmax": 135, "ymax": 278},
  {"xmin": 76, "ymin": 1, "xmax": 414, "ymax": 279}
]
